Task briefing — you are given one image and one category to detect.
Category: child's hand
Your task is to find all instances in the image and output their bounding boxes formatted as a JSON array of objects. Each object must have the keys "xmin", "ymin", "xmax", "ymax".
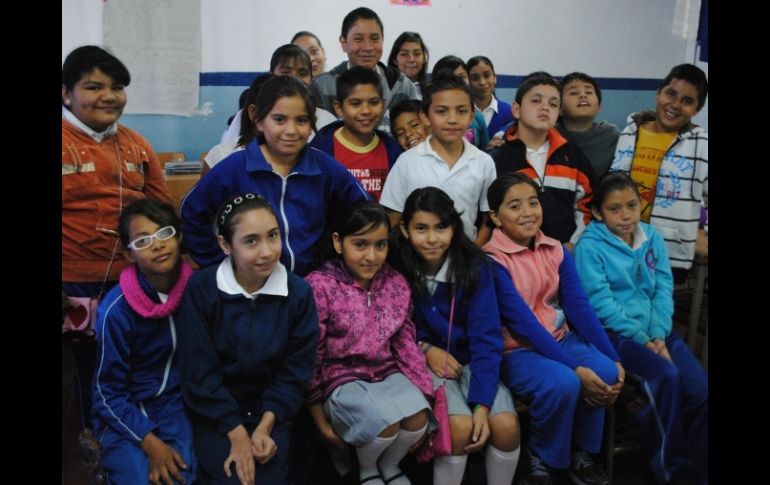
[
  {"xmin": 486, "ymin": 136, "xmax": 505, "ymax": 150},
  {"xmin": 321, "ymin": 424, "xmax": 348, "ymax": 450},
  {"xmin": 225, "ymin": 425, "xmax": 255, "ymax": 485},
  {"xmin": 464, "ymin": 405, "xmax": 490, "ymax": 453},
  {"xmin": 607, "ymin": 362, "xmax": 626, "ymax": 405},
  {"xmin": 575, "ymin": 366, "xmax": 617, "ymax": 407},
  {"xmin": 140, "ymin": 432, "xmax": 188, "ymax": 485},
  {"xmin": 657, "ymin": 342, "xmax": 673, "ymax": 362},
  {"xmin": 426, "ymin": 347, "xmax": 462, "ymax": 379},
  {"xmin": 250, "ymin": 428, "xmax": 278, "ymax": 465}
]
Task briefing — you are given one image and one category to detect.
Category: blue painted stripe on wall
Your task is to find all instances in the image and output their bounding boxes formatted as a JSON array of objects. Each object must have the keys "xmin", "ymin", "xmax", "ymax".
[
  {"xmin": 202, "ymin": 72, "xmax": 663, "ymax": 91},
  {"xmin": 495, "ymin": 75, "xmax": 662, "ymax": 91}
]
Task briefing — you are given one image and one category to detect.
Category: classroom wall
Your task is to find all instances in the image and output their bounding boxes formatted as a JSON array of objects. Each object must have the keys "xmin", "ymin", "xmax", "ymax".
[{"xmin": 62, "ymin": 0, "xmax": 707, "ymax": 161}]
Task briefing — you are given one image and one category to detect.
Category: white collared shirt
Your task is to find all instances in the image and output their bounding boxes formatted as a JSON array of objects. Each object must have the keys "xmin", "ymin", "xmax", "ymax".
[
  {"xmin": 611, "ymin": 224, "xmax": 648, "ymax": 251},
  {"xmin": 477, "ymin": 96, "xmax": 499, "ymax": 128},
  {"xmin": 425, "ymin": 255, "xmax": 453, "ymax": 295},
  {"xmin": 62, "ymin": 106, "xmax": 118, "ymax": 143},
  {"xmin": 526, "ymin": 141, "xmax": 550, "ymax": 181},
  {"xmin": 216, "ymin": 257, "xmax": 289, "ymax": 299},
  {"xmin": 380, "ymin": 136, "xmax": 497, "ymax": 240}
]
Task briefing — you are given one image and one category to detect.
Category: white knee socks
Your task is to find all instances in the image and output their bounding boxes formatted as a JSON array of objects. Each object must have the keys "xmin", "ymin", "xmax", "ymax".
[
  {"xmin": 357, "ymin": 434, "xmax": 396, "ymax": 485},
  {"xmin": 433, "ymin": 454, "xmax": 468, "ymax": 485},
  {"xmin": 485, "ymin": 445, "xmax": 520, "ymax": 485},
  {"xmin": 378, "ymin": 424, "xmax": 427, "ymax": 485}
]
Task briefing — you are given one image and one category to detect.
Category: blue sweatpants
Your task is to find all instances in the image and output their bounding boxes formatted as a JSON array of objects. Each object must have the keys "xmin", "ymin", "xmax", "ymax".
[
  {"xmin": 98, "ymin": 408, "xmax": 197, "ymax": 485},
  {"xmin": 608, "ymin": 331, "xmax": 708, "ymax": 484},
  {"xmin": 501, "ymin": 331, "xmax": 619, "ymax": 469}
]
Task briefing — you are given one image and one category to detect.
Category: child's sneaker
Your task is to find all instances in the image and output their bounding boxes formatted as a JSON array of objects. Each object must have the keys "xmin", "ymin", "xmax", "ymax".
[
  {"xmin": 568, "ymin": 449, "xmax": 609, "ymax": 485},
  {"xmin": 520, "ymin": 448, "xmax": 553, "ymax": 485}
]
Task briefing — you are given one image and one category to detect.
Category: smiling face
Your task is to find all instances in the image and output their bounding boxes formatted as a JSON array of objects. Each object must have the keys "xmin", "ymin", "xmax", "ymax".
[
  {"xmin": 62, "ymin": 68, "xmax": 127, "ymax": 132},
  {"xmin": 255, "ymin": 95, "xmax": 312, "ymax": 165},
  {"xmin": 293, "ymin": 35, "xmax": 327, "ymax": 77},
  {"xmin": 334, "ymin": 222, "xmax": 388, "ymax": 289},
  {"xmin": 560, "ymin": 79, "xmax": 600, "ymax": 123},
  {"xmin": 401, "ymin": 210, "xmax": 454, "ymax": 274},
  {"xmin": 333, "ymin": 83, "xmax": 384, "ymax": 142},
  {"xmin": 651, "ymin": 78, "xmax": 701, "ymax": 133},
  {"xmin": 489, "ymin": 182, "xmax": 542, "ymax": 247},
  {"xmin": 218, "ymin": 208, "xmax": 282, "ymax": 293},
  {"xmin": 392, "ymin": 110, "xmax": 428, "ymax": 150},
  {"xmin": 512, "ymin": 84, "xmax": 560, "ymax": 135},
  {"xmin": 340, "ymin": 19, "xmax": 383, "ymax": 70},
  {"xmin": 592, "ymin": 187, "xmax": 641, "ymax": 246},
  {"xmin": 395, "ymin": 41, "xmax": 425, "ymax": 81},
  {"xmin": 124, "ymin": 215, "xmax": 181, "ymax": 278}
]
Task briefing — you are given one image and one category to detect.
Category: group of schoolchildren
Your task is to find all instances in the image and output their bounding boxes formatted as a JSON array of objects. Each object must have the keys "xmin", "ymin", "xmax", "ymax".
[{"xmin": 81, "ymin": 6, "xmax": 708, "ymax": 485}]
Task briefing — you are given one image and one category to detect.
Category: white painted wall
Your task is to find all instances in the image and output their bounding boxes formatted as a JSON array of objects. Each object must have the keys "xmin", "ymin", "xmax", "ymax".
[{"xmin": 64, "ymin": 0, "xmax": 696, "ymax": 78}]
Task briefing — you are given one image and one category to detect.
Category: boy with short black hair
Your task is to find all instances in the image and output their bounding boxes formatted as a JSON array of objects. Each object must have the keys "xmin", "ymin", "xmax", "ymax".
[
  {"xmin": 557, "ymin": 72, "xmax": 620, "ymax": 179},
  {"xmin": 389, "ymin": 99, "xmax": 429, "ymax": 150},
  {"xmin": 490, "ymin": 71, "xmax": 596, "ymax": 250},
  {"xmin": 610, "ymin": 63, "xmax": 708, "ymax": 280},
  {"xmin": 311, "ymin": 6, "xmax": 419, "ymax": 133},
  {"xmin": 380, "ymin": 75, "xmax": 497, "ymax": 246},
  {"xmin": 310, "ymin": 66, "xmax": 403, "ymax": 201}
]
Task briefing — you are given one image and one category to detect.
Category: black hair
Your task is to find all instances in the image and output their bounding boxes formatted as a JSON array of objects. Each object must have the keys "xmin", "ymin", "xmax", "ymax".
[
  {"xmin": 387, "ymin": 31, "xmax": 429, "ymax": 86},
  {"xmin": 269, "ymin": 44, "xmax": 312, "ymax": 80},
  {"xmin": 325, "ymin": 200, "xmax": 390, "ymax": 261},
  {"xmin": 420, "ymin": 75, "xmax": 473, "ymax": 114},
  {"xmin": 335, "ymin": 66, "xmax": 383, "ymax": 103},
  {"xmin": 238, "ymin": 73, "xmax": 274, "ymax": 147},
  {"xmin": 486, "ymin": 173, "xmax": 541, "ymax": 213},
  {"xmin": 392, "ymin": 187, "xmax": 487, "ymax": 298},
  {"xmin": 515, "ymin": 71, "xmax": 559, "ymax": 105},
  {"xmin": 118, "ymin": 198, "xmax": 180, "ymax": 247},
  {"xmin": 466, "ymin": 55, "xmax": 498, "ymax": 100},
  {"xmin": 660, "ymin": 63, "xmax": 708, "ymax": 109},
  {"xmin": 216, "ymin": 193, "xmax": 277, "ymax": 244},
  {"xmin": 431, "ymin": 55, "xmax": 467, "ymax": 81},
  {"xmin": 590, "ymin": 172, "xmax": 640, "ymax": 210},
  {"xmin": 559, "ymin": 71, "xmax": 602, "ymax": 104},
  {"xmin": 253, "ymin": 75, "xmax": 317, "ymax": 144},
  {"xmin": 62, "ymin": 45, "xmax": 131, "ymax": 98},
  {"xmin": 341, "ymin": 7, "xmax": 383, "ymax": 38},
  {"xmin": 291, "ymin": 31, "xmax": 324, "ymax": 49},
  {"xmin": 389, "ymin": 99, "xmax": 422, "ymax": 134}
]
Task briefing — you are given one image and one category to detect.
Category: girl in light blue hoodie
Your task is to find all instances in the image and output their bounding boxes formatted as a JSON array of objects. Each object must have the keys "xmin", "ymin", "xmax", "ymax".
[{"xmin": 574, "ymin": 172, "xmax": 707, "ymax": 485}]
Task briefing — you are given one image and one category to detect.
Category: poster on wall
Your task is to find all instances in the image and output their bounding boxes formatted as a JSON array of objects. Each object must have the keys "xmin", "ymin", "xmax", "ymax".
[
  {"xmin": 103, "ymin": 0, "xmax": 201, "ymax": 116},
  {"xmin": 390, "ymin": 0, "xmax": 431, "ymax": 5}
]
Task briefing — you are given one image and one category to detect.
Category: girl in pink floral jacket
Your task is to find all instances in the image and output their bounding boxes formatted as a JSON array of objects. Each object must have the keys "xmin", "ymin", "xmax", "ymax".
[{"xmin": 305, "ymin": 200, "xmax": 433, "ymax": 485}]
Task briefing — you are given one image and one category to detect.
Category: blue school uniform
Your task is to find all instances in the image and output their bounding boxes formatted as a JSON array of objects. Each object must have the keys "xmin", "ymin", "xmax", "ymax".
[
  {"xmin": 181, "ymin": 140, "xmax": 370, "ymax": 276},
  {"xmin": 176, "ymin": 260, "xmax": 319, "ymax": 484},
  {"xmin": 575, "ymin": 221, "xmax": 708, "ymax": 483},
  {"xmin": 91, "ymin": 272, "xmax": 196, "ymax": 484}
]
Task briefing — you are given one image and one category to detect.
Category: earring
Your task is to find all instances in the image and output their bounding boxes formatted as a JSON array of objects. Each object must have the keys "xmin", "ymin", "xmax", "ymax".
[{"xmin": 64, "ymin": 99, "xmax": 71, "ymax": 106}]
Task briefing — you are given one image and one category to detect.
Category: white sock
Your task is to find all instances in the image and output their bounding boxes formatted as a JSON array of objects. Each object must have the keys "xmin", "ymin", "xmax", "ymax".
[
  {"xmin": 485, "ymin": 445, "xmax": 520, "ymax": 485},
  {"xmin": 356, "ymin": 434, "xmax": 396, "ymax": 484},
  {"xmin": 378, "ymin": 424, "xmax": 427, "ymax": 484},
  {"xmin": 433, "ymin": 454, "xmax": 468, "ymax": 485}
]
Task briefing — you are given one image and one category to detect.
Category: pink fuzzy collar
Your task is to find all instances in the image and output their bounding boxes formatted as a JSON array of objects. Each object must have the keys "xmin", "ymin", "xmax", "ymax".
[{"xmin": 119, "ymin": 261, "xmax": 193, "ymax": 319}]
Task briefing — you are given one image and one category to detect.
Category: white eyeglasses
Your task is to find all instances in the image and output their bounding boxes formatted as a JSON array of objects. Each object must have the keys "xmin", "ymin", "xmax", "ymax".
[{"xmin": 127, "ymin": 226, "xmax": 176, "ymax": 250}]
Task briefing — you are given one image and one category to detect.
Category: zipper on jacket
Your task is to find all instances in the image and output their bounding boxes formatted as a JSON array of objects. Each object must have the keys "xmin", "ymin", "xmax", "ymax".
[
  {"xmin": 278, "ymin": 175, "xmax": 296, "ymax": 272},
  {"xmin": 367, "ymin": 291, "xmax": 371, "ymax": 308}
]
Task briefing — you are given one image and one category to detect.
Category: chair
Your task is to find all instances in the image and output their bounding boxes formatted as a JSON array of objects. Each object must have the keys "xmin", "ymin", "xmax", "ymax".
[
  {"xmin": 602, "ymin": 377, "xmax": 646, "ymax": 484},
  {"xmin": 156, "ymin": 151, "xmax": 185, "ymax": 167}
]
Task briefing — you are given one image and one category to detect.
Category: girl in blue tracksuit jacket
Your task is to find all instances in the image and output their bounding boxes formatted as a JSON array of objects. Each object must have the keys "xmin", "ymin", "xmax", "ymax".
[
  {"xmin": 574, "ymin": 172, "xmax": 707, "ymax": 484},
  {"xmin": 92, "ymin": 198, "xmax": 196, "ymax": 484}
]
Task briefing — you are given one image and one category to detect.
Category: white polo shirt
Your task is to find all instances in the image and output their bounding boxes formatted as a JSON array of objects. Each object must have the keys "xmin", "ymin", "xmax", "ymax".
[
  {"xmin": 477, "ymin": 96, "xmax": 499, "ymax": 129},
  {"xmin": 380, "ymin": 136, "xmax": 497, "ymax": 239}
]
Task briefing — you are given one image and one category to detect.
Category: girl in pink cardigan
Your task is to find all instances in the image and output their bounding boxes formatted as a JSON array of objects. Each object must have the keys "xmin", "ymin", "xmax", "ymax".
[{"xmin": 305, "ymin": 200, "xmax": 433, "ymax": 485}]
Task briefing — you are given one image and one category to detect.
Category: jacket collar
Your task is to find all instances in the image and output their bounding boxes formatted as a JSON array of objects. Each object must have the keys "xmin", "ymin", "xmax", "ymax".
[{"xmin": 487, "ymin": 227, "xmax": 560, "ymax": 254}]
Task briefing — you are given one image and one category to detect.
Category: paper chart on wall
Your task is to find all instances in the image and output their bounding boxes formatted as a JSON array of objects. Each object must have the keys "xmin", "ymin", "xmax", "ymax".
[{"xmin": 103, "ymin": 0, "xmax": 201, "ymax": 116}]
